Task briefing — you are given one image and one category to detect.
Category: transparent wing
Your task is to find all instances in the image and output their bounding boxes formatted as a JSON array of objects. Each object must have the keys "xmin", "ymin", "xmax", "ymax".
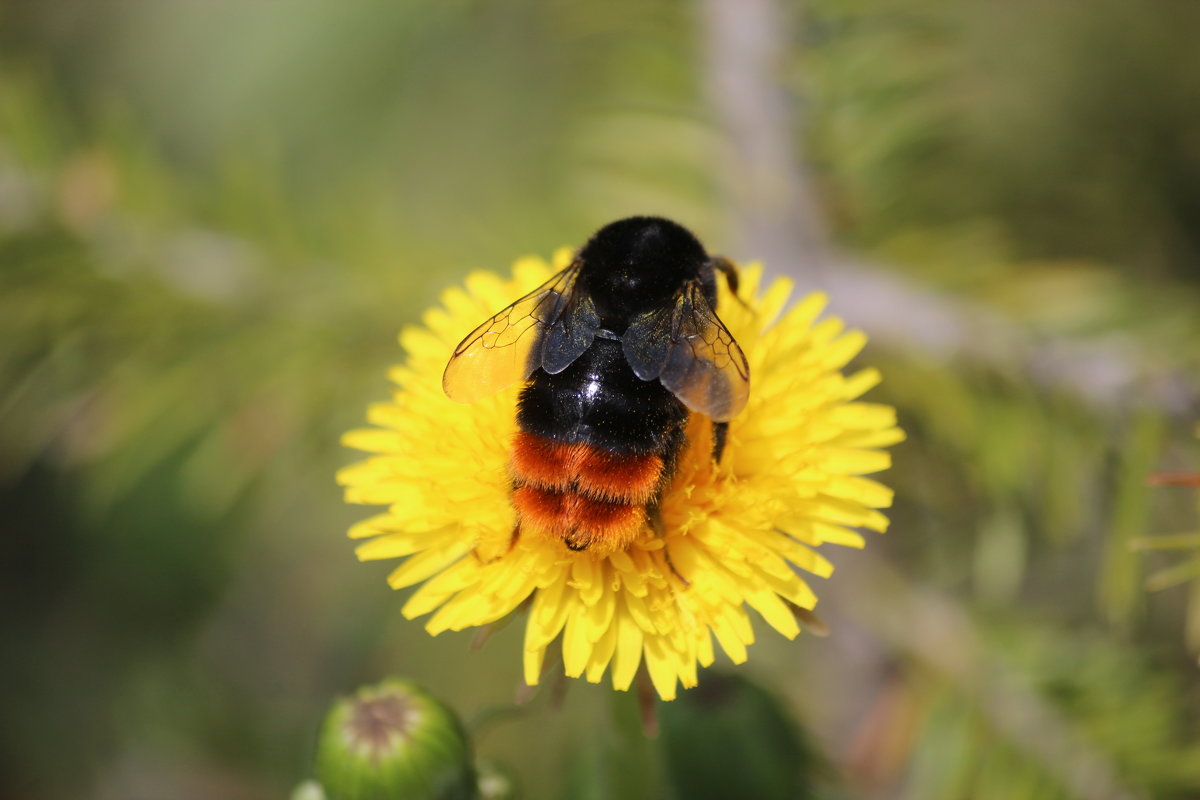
[
  {"xmin": 622, "ymin": 280, "xmax": 750, "ymax": 421},
  {"xmin": 442, "ymin": 261, "xmax": 597, "ymax": 402}
]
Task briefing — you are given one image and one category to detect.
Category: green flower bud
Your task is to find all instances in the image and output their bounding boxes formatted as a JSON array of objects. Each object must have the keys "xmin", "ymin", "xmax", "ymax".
[{"xmin": 314, "ymin": 679, "xmax": 475, "ymax": 800}]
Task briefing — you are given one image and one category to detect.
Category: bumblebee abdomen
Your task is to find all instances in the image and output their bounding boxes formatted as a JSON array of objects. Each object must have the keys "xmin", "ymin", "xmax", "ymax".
[
  {"xmin": 511, "ymin": 338, "xmax": 689, "ymax": 555},
  {"xmin": 510, "ymin": 432, "xmax": 662, "ymax": 554}
]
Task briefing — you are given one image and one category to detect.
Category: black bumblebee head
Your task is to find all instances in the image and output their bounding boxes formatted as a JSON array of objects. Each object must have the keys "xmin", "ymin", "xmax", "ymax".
[{"xmin": 577, "ymin": 216, "xmax": 710, "ymax": 330}]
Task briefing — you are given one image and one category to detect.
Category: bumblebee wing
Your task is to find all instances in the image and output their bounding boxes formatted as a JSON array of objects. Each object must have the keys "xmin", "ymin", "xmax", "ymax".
[
  {"xmin": 442, "ymin": 261, "xmax": 596, "ymax": 402},
  {"xmin": 622, "ymin": 280, "xmax": 749, "ymax": 421}
]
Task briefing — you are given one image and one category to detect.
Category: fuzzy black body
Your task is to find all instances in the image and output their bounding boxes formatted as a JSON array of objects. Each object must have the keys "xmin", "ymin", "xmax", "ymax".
[
  {"xmin": 516, "ymin": 337, "xmax": 690, "ymax": 458},
  {"xmin": 517, "ymin": 216, "xmax": 711, "ymax": 457},
  {"xmin": 509, "ymin": 218, "xmax": 712, "ymax": 552},
  {"xmin": 444, "ymin": 216, "xmax": 749, "ymax": 554}
]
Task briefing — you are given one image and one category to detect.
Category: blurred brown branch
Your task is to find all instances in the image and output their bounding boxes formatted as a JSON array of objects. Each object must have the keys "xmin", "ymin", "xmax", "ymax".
[{"xmin": 699, "ymin": 0, "xmax": 1199, "ymax": 419}]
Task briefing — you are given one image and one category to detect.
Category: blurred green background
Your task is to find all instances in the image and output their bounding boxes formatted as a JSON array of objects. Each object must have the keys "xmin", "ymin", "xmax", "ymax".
[{"xmin": 4, "ymin": 0, "xmax": 1200, "ymax": 798}]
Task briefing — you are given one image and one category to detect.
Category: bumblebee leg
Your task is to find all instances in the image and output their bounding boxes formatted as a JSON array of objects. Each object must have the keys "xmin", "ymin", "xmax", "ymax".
[
  {"xmin": 712, "ymin": 421, "xmax": 729, "ymax": 464},
  {"xmin": 648, "ymin": 505, "xmax": 690, "ymax": 585},
  {"xmin": 648, "ymin": 504, "xmax": 666, "ymax": 538},
  {"xmin": 663, "ymin": 544, "xmax": 690, "ymax": 587},
  {"xmin": 711, "ymin": 256, "xmax": 739, "ymax": 294},
  {"xmin": 711, "ymin": 256, "xmax": 750, "ymax": 310}
]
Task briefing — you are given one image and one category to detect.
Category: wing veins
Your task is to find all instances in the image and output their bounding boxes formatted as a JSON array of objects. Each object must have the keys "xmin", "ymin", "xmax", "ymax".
[
  {"xmin": 443, "ymin": 260, "xmax": 599, "ymax": 402},
  {"xmin": 621, "ymin": 280, "xmax": 749, "ymax": 420}
]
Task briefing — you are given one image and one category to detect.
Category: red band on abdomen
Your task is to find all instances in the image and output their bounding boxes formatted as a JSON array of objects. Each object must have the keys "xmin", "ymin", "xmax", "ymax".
[
  {"xmin": 511, "ymin": 431, "xmax": 663, "ymax": 503},
  {"xmin": 512, "ymin": 485, "xmax": 645, "ymax": 554}
]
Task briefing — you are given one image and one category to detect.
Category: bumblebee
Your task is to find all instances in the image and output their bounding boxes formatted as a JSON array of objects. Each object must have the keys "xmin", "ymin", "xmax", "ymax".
[{"xmin": 443, "ymin": 216, "xmax": 749, "ymax": 555}]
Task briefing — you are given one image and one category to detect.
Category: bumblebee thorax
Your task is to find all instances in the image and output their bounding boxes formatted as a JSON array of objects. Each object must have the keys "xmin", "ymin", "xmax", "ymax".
[{"xmin": 577, "ymin": 215, "xmax": 707, "ymax": 330}]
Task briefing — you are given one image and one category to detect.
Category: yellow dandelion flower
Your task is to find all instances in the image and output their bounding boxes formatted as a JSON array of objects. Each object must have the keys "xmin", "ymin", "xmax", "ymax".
[{"xmin": 338, "ymin": 244, "xmax": 904, "ymax": 701}]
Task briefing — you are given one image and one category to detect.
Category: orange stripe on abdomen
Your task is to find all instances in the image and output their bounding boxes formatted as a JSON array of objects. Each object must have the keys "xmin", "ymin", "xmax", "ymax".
[
  {"xmin": 512, "ymin": 485, "xmax": 645, "ymax": 554},
  {"xmin": 510, "ymin": 431, "xmax": 663, "ymax": 504}
]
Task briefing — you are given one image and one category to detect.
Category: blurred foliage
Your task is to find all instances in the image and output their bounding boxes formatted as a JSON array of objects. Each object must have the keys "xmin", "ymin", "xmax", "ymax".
[
  {"xmin": 1135, "ymin": 435, "xmax": 1200, "ymax": 654},
  {"xmin": 659, "ymin": 673, "xmax": 835, "ymax": 800},
  {"xmin": 805, "ymin": 0, "xmax": 1200, "ymax": 279},
  {"xmin": 3, "ymin": 1, "xmax": 1200, "ymax": 799},
  {"xmin": 904, "ymin": 624, "xmax": 1200, "ymax": 800}
]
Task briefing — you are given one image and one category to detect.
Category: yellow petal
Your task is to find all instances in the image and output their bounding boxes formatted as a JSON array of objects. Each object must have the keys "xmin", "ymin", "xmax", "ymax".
[
  {"xmin": 385, "ymin": 544, "xmax": 469, "ymax": 589},
  {"xmin": 401, "ymin": 559, "xmax": 478, "ymax": 618},
  {"xmin": 611, "ymin": 607, "xmax": 645, "ymax": 691},
  {"xmin": 562, "ymin": 608, "xmax": 591, "ymax": 678},
  {"xmin": 745, "ymin": 587, "xmax": 800, "ymax": 639},
  {"xmin": 341, "ymin": 428, "xmax": 406, "ymax": 454},
  {"xmin": 643, "ymin": 634, "xmax": 678, "ymax": 701},
  {"xmin": 523, "ymin": 642, "xmax": 546, "ymax": 687},
  {"xmin": 585, "ymin": 620, "xmax": 619, "ymax": 683},
  {"xmin": 525, "ymin": 571, "xmax": 572, "ymax": 650}
]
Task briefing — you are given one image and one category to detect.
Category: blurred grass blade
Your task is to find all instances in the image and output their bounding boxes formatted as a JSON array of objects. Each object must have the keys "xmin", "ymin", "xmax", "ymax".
[
  {"xmin": 1144, "ymin": 557, "xmax": 1200, "ymax": 593},
  {"xmin": 1099, "ymin": 411, "xmax": 1164, "ymax": 626},
  {"xmin": 1128, "ymin": 533, "xmax": 1200, "ymax": 551}
]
